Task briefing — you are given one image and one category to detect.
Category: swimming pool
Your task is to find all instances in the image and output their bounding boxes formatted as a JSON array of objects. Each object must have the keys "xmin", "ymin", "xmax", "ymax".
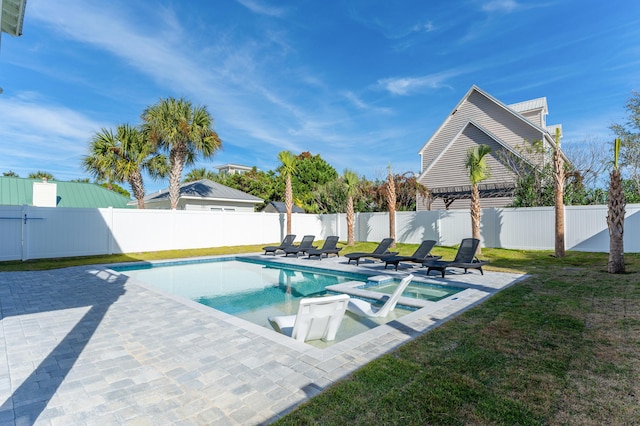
[{"xmin": 112, "ymin": 257, "xmax": 456, "ymax": 347}]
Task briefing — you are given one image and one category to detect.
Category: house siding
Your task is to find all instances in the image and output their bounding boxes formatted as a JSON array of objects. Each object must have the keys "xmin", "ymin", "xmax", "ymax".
[
  {"xmin": 417, "ymin": 87, "xmax": 557, "ymax": 211},
  {"xmin": 423, "ymin": 124, "xmax": 517, "ymax": 189}
]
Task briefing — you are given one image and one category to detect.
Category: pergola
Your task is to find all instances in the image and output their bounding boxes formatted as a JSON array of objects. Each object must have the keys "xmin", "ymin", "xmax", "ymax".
[
  {"xmin": 429, "ymin": 182, "xmax": 516, "ymax": 209},
  {"xmin": 1, "ymin": 0, "xmax": 27, "ymax": 40}
]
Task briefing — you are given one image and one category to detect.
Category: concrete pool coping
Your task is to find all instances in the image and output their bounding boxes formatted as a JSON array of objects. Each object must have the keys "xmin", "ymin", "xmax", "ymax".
[{"xmin": 0, "ymin": 253, "xmax": 528, "ymax": 425}]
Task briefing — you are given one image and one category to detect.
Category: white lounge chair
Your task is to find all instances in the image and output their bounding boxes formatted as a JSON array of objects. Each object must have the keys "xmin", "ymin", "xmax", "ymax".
[
  {"xmin": 347, "ymin": 274, "xmax": 413, "ymax": 318},
  {"xmin": 269, "ymin": 294, "xmax": 350, "ymax": 342}
]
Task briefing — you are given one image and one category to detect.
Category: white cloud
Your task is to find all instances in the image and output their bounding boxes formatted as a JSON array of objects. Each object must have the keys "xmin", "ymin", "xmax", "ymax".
[
  {"xmin": 481, "ymin": 0, "xmax": 519, "ymax": 13},
  {"xmin": 0, "ymin": 94, "xmax": 108, "ymax": 178},
  {"xmin": 412, "ymin": 21, "xmax": 435, "ymax": 33},
  {"xmin": 235, "ymin": 0, "xmax": 286, "ymax": 17},
  {"xmin": 377, "ymin": 70, "xmax": 462, "ymax": 96},
  {"xmin": 343, "ymin": 92, "xmax": 392, "ymax": 114}
]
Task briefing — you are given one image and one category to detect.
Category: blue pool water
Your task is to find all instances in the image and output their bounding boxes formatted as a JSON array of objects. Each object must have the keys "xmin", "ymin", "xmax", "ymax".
[{"xmin": 112, "ymin": 257, "xmax": 452, "ymax": 346}]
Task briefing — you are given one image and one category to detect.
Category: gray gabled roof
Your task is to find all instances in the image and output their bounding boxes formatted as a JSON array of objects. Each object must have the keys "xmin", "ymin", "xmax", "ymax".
[
  {"xmin": 508, "ymin": 97, "xmax": 548, "ymax": 115},
  {"xmin": 144, "ymin": 179, "xmax": 263, "ymax": 204},
  {"xmin": 417, "ymin": 85, "xmax": 568, "ymax": 162}
]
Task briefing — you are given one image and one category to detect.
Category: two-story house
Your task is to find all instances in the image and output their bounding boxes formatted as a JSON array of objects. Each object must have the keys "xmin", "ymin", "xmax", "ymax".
[{"xmin": 417, "ymin": 85, "xmax": 565, "ymax": 210}]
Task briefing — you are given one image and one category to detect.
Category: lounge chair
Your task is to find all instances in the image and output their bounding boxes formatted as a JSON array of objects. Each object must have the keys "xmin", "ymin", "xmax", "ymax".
[
  {"xmin": 263, "ymin": 234, "xmax": 296, "ymax": 255},
  {"xmin": 268, "ymin": 294, "xmax": 350, "ymax": 342},
  {"xmin": 381, "ymin": 240, "xmax": 441, "ymax": 271},
  {"xmin": 422, "ymin": 238, "xmax": 489, "ymax": 278},
  {"xmin": 306, "ymin": 236, "xmax": 342, "ymax": 259},
  {"xmin": 344, "ymin": 238, "xmax": 398, "ymax": 266},
  {"xmin": 283, "ymin": 235, "xmax": 316, "ymax": 257},
  {"xmin": 347, "ymin": 274, "xmax": 413, "ymax": 318}
]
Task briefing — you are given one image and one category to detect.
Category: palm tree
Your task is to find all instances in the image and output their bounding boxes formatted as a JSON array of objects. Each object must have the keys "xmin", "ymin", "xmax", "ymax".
[
  {"xmin": 386, "ymin": 163, "xmax": 397, "ymax": 248},
  {"xmin": 608, "ymin": 138, "xmax": 625, "ymax": 273},
  {"xmin": 142, "ymin": 97, "xmax": 222, "ymax": 209},
  {"xmin": 343, "ymin": 169, "xmax": 359, "ymax": 245},
  {"xmin": 184, "ymin": 167, "xmax": 216, "ymax": 182},
  {"xmin": 83, "ymin": 124, "xmax": 167, "ymax": 209},
  {"xmin": 553, "ymin": 128, "xmax": 565, "ymax": 257},
  {"xmin": 28, "ymin": 171, "xmax": 54, "ymax": 181},
  {"xmin": 278, "ymin": 150, "xmax": 297, "ymax": 235},
  {"xmin": 464, "ymin": 144, "xmax": 491, "ymax": 254}
]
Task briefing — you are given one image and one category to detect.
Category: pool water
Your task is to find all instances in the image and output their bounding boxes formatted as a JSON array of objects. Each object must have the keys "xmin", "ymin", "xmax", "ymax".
[
  {"xmin": 113, "ymin": 258, "xmax": 415, "ymax": 347},
  {"xmin": 371, "ymin": 281, "xmax": 459, "ymax": 301}
]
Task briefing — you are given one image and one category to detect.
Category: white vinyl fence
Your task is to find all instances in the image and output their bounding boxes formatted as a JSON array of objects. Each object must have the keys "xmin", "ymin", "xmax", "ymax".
[{"xmin": 1, "ymin": 204, "xmax": 639, "ymax": 261}]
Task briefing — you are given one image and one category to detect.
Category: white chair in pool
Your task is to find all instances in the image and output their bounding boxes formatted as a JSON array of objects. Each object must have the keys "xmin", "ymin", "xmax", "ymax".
[
  {"xmin": 347, "ymin": 274, "xmax": 414, "ymax": 318},
  {"xmin": 269, "ymin": 294, "xmax": 350, "ymax": 342}
]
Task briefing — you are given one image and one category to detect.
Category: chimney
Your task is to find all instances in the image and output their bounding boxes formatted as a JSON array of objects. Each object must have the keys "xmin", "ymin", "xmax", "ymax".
[{"xmin": 33, "ymin": 179, "xmax": 57, "ymax": 207}]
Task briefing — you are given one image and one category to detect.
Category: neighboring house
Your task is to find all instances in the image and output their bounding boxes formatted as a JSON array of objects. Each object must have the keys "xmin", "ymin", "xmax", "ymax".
[
  {"xmin": 417, "ymin": 85, "xmax": 566, "ymax": 210},
  {"xmin": 214, "ymin": 164, "xmax": 254, "ymax": 175},
  {"xmin": 137, "ymin": 179, "xmax": 263, "ymax": 212},
  {"xmin": 0, "ymin": 177, "xmax": 132, "ymax": 208},
  {"xmin": 262, "ymin": 201, "xmax": 305, "ymax": 214}
]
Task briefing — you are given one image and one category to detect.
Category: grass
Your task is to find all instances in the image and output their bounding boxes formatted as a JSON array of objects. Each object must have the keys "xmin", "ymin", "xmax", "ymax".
[
  {"xmin": 1, "ymin": 241, "xmax": 639, "ymax": 424},
  {"xmin": 274, "ymin": 246, "xmax": 640, "ymax": 425}
]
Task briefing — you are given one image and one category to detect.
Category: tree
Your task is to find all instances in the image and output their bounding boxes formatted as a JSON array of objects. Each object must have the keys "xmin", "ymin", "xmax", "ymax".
[
  {"xmin": 464, "ymin": 145, "xmax": 491, "ymax": 253},
  {"xmin": 214, "ymin": 167, "xmax": 278, "ymax": 211},
  {"xmin": 3, "ymin": 170, "xmax": 19, "ymax": 177},
  {"xmin": 285, "ymin": 152, "xmax": 338, "ymax": 213},
  {"xmin": 502, "ymin": 140, "xmax": 587, "ymax": 207},
  {"xmin": 610, "ymin": 91, "xmax": 640, "ymax": 198},
  {"xmin": 372, "ymin": 172, "xmax": 429, "ymax": 211},
  {"xmin": 607, "ymin": 138, "xmax": 625, "ymax": 273},
  {"xmin": 98, "ymin": 182, "xmax": 130, "ymax": 198},
  {"xmin": 184, "ymin": 167, "xmax": 217, "ymax": 182},
  {"xmin": 312, "ymin": 179, "xmax": 348, "ymax": 214},
  {"xmin": 28, "ymin": 171, "xmax": 54, "ymax": 180},
  {"xmin": 83, "ymin": 124, "xmax": 167, "ymax": 209},
  {"xmin": 553, "ymin": 128, "xmax": 565, "ymax": 258},
  {"xmin": 143, "ymin": 97, "xmax": 222, "ymax": 209},
  {"xmin": 278, "ymin": 151, "xmax": 297, "ymax": 234},
  {"xmin": 343, "ymin": 170, "xmax": 359, "ymax": 245},
  {"xmin": 385, "ymin": 164, "xmax": 397, "ymax": 248}
]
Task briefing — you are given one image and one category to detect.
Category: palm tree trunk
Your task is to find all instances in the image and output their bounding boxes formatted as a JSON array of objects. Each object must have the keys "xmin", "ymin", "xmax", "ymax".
[
  {"xmin": 387, "ymin": 169, "xmax": 396, "ymax": 247},
  {"xmin": 607, "ymin": 169, "xmax": 625, "ymax": 273},
  {"xmin": 554, "ymin": 129, "xmax": 565, "ymax": 257},
  {"xmin": 346, "ymin": 195, "xmax": 354, "ymax": 245},
  {"xmin": 129, "ymin": 170, "xmax": 146, "ymax": 209},
  {"xmin": 470, "ymin": 184, "xmax": 481, "ymax": 255},
  {"xmin": 285, "ymin": 175, "xmax": 292, "ymax": 235},
  {"xmin": 169, "ymin": 148, "xmax": 185, "ymax": 210}
]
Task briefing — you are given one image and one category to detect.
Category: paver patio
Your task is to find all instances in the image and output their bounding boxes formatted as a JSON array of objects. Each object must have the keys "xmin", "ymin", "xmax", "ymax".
[{"xmin": 0, "ymin": 255, "xmax": 526, "ymax": 425}]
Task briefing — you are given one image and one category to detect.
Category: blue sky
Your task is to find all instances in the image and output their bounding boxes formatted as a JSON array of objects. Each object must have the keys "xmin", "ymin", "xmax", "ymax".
[{"xmin": 1, "ymin": 0, "xmax": 639, "ymax": 194}]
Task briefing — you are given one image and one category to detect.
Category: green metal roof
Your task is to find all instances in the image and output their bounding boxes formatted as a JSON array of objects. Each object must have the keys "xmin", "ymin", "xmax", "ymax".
[{"xmin": 0, "ymin": 177, "xmax": 133, "ymax": 208}]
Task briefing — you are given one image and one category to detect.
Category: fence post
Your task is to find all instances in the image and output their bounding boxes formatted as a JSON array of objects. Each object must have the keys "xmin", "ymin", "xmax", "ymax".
[{"xmin": 21, "ymin": 204, "xmax": 28, "ymax": 261}]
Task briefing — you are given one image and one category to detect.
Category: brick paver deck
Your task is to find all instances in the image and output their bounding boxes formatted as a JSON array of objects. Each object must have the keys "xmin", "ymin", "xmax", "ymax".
[{"xmin": 0, "ymin": 255, "xmax": 526, "ymax": 425}]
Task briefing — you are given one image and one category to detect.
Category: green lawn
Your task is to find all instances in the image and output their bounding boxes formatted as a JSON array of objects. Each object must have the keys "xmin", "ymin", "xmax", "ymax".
[{"xmin": 1, "ymin": 242, "xmax": 638, "ymax": 424}]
